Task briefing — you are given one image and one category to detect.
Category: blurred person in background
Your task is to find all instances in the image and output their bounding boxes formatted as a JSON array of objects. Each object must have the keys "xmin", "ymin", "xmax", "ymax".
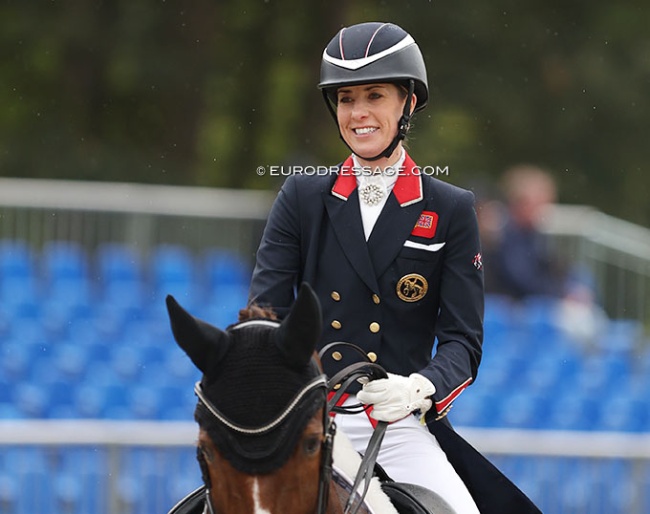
[
  {"xmin": 481, "ymin": 164, "xmax": 608, "ymax": 347},
  {"xmin": 484, "ymin": 164, "xmax": 564, "ymax": 300}
]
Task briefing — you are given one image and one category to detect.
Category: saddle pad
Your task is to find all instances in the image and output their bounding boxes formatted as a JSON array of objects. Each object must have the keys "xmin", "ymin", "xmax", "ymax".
[
  {"xmin": 381, "ymin": 482, "xmax": 457, "ymax": 514},
  {"xmin": 166, "ymin": 486, "xmax": 205, "ymax": 514}
]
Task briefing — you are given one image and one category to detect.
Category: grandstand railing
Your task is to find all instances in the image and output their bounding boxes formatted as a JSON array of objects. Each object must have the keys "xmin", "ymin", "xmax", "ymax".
[
  {"xmin": 0, "ymin": 177, "xmax": 275, "ymax": 266},
  {"xmin": 1, "ymin": 420, "xmax": 649, "ymax": 514},
  {"xmin": 541, "ymin": 204, "xmax": 650, "ymax": 328},
  {"xmin": 2, "ymin": 178, "xmax": 648, "ymax": 329}
]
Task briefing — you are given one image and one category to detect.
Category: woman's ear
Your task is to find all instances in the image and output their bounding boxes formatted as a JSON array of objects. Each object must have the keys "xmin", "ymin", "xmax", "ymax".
[{"xmin": 409, "ymin": 93, "xmax": 418, "ymax": 115}]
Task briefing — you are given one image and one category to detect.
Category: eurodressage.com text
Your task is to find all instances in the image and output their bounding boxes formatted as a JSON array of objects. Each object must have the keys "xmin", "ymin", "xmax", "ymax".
[{"xmin": 256, "ymin": 165, "xmax": 450, "ymax": 177}]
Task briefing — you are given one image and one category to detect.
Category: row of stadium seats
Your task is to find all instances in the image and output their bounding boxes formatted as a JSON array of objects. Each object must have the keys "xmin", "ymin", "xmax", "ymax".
[
  {"xmin": 1, "ymin": 239, "xmax": 650, "ymax": 514},
  {"xmin": 1, "ymin": 447, "xmax": 648, "ymax": 514},
  {"xmin": 1, "ymin": 239, "xmax": 650, "ymax": 431}
]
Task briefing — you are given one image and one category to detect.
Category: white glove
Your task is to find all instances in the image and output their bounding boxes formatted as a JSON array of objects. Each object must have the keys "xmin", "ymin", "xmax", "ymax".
[{"xmin": 357, "ymin": 372, "xmax": 436, "ymax": 422}]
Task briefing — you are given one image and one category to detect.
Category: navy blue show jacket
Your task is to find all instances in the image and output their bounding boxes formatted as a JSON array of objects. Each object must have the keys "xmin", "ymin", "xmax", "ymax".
[
  {"xmin": 249, "ymin": 153, "xmax": 542, "ymax": 514},
  {"xmin": 249, "ymin": 153, "xmax": 484, "ymax": 419}
]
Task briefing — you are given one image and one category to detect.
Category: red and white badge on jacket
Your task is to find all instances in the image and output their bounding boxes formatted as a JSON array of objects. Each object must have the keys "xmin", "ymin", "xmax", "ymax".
[{"xmin": 411, "ymin": 211, "xmax": 438, "ymax": 239}]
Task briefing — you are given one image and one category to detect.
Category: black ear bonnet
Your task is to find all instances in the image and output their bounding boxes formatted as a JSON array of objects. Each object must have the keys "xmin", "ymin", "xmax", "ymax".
[{"xmin": 166, "ymin": 284, "xmax": 325, "ymax": 475}]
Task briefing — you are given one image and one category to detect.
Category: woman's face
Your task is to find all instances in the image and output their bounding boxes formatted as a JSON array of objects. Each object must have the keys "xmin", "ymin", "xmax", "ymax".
[{"xmin": 336, "ymin": 83, "xmax": 414, "ymax": 166}]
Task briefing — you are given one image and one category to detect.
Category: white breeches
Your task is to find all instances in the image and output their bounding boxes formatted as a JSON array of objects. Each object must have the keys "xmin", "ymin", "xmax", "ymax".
[{"xmin": 335, "ymin": 395, "xmax": 480, "ymax": 514}]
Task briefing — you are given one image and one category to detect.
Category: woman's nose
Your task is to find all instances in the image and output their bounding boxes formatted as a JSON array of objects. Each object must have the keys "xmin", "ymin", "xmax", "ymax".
[{"xmin": 351, "ymin": 100, "xmax": 369, "ymax": 119}]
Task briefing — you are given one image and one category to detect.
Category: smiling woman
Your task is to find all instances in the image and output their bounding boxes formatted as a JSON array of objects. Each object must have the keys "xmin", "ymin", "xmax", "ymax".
[
  {"xmin": 335, "ymin": 84, "xmax": 413, "ymax": 169},
  {"xmin": 249, "ymin": 21, "xmax": 542, "ymax": 514}
]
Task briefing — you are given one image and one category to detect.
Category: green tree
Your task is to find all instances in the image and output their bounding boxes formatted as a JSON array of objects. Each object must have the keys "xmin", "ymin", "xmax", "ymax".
[{"xmin": 1, "ymin": 1, "xmax": 648, "ymax": 225}]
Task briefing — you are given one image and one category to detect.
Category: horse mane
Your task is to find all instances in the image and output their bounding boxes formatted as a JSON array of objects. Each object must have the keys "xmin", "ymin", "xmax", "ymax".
[{"xmin": 237, "ymin": 304, "xmax": 278, "ymax": 322}]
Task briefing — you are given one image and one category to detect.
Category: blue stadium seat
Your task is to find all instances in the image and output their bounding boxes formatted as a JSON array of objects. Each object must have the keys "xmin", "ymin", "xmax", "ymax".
[
  {"xmin": 51, "ymin": 343, "xmax": 90, "ymax": 383},
  {"xmin": 72, "ymin": 385, "xmax": 112, "ymax": 419},
  {"xmin": 524, "ymin": 349, "xmax": 581, "ymax": 398},
  {"xmin": 543, "ymin": 393, "xmax": 600, "ymax": 431},
  {"xmin": 521, "ymin": 295, "xmax": 564, "ymax": 346},
  {"xmin": 96, "ymin": 242, "xmax": 143, "ymax": 282},
  {"xmin": 198, "ymin": 284, "xmax": 250, "ymax": 328},
  {"xmin": 597, "ymin": 394, "xmax": 650, "ymax": 432},
  {"xmin": 596, "ymin": 319, "xmax": 644, "ymax": 356},
  {"xmin": 127, "ymin": 386, "xmax": 162, "ymax": 419},
  {"xmin": 0, "ymin": 275, "xmax": 41, "ymax": 316},
  {"xmin": 41, "ymin": 240, "xmax": 89, "ymax": 282},
  {"xmin": 0, "ymin": 239, "xmax": 36, "ymax": 279},
  {"xmin": 0, "ymin": 341, "xmax": 30, "ymax": 381},
  {"xmin": 108, "ymin": 345, "xmax": 144, "ymax": 382},
  {"xmin": 203, "ymin": 248, "xmax": 251, "ymax": 290},
  {"xmin": 150, "ymin": 244, "xmax": 196, "ymax": 294},
  {"xmin": 12, "ymin": 383, "xmax": 49, "ymax": 418},
  {"xmin": 97, "ymin": 242, "xmax": 147, "ymax": 313},
  {"xmin": 448, "ymin": 388, "xmax": 498, "ymax": 428},
  {"xmin": 498, "ymin": 391, "xmax": 548, "ymax": 429},
  {"xmin": 574, "ymin": 354, "xmax": 632, "ymax": 397}
]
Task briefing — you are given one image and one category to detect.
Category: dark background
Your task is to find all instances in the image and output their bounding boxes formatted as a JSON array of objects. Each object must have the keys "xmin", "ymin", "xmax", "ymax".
[{"xmin": 2, "ymin": 1, "xmax": 648, "ymax": 225}]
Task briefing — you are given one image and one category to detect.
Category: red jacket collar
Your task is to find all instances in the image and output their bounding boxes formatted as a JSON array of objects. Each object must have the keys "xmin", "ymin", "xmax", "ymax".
[{"xmin": 331, "ymin": 153, "xmax": 423, "ymax": 207}]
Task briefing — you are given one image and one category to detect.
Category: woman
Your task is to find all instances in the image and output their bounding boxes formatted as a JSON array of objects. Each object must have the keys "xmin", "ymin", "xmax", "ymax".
[{"xmin": 250, "ymin": 21, "xmax": 540, "ymax": 514}]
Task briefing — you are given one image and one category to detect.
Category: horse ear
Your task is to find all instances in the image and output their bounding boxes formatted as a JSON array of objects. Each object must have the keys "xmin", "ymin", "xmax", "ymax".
[
  {"xmin": 275, "ymin": 283, "xmax": 322, "ymax": 369},
  {"xmin": 166, "ymin": 295, "xmax": 232, "ymax": 373}
]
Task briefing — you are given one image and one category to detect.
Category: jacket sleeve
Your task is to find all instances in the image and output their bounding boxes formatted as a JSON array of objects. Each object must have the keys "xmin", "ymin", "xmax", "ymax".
[
  {"xmin": 249, "ymin": 176, "xmax": 302, "ymax": 319},
  {"xmin": 420, "ymin": 190, "xmax": 484, "ymax": 419}
]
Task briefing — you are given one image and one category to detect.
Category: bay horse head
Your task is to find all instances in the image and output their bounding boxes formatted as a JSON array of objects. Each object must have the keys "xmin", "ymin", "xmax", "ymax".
[{"xmin": 166, "ymin": 283, "xmax": 341, "ymax": 514}]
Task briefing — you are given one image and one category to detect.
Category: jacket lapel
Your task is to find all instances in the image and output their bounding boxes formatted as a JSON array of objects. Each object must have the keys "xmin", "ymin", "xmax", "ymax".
[
  {"xmin": 323, "ymin": 188, "xmax": 380, "ymax": 293},
  {"xmin": 367, "ymin": 194, "xmax": 423, "ymax": 278},
  {"xmin": 367, "ymin": 153, "xmax": 424, "ymax": 278},
  {"xmin": 325, "ymin": 153, "xmax": 424, "ymax": 289}
]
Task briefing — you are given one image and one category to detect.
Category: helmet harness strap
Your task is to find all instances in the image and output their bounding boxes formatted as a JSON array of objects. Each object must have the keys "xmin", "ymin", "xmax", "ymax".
[{"xmin": 323, "ymin": 79, "xmax": 415, "ymax": 163}]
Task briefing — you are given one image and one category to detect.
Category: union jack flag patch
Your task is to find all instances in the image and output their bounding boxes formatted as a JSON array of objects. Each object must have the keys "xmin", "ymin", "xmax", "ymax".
[
  {"xmin": 473, "ymin": 253, "xmax": 483, "ymax": 270},
  {"xmin": 411, "ymin": 211, "xmax": 438, "ymax": 238}
]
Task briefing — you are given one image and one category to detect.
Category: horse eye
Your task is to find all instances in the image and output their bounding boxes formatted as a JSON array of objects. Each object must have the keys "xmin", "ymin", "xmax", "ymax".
[{"xmin": 302, "ymin": 436, "xmax": 321, "ymax": 456}]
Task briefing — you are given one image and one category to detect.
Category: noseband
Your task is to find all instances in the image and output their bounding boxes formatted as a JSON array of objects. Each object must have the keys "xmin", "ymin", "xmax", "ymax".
[{"xmin": 195, "ymin": 367, "xmax": 335, "ymax": 514}]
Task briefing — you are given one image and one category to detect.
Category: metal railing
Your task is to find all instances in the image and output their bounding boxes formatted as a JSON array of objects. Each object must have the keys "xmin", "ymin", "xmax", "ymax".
[
  {"xmin": 541, "ymin": 204, "xmax": 650, "ymax": 327},
  {"xmin": 0, "ymin": 177, "xmax": 275, "ymax": 265},
  {"xmin": 1, "ymin": 420, "xmax": 649, "ymax": 514}
]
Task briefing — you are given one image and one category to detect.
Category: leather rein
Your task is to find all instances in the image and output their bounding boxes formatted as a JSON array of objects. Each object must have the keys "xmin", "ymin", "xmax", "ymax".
[{"xmin": 195, "ymin": 342, "xmax": 388, "ymax": 514}]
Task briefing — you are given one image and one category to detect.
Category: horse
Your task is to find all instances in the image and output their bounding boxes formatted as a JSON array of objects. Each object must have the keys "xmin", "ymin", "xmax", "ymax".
[{"xmin": 165, "ymin": 283, "xmax": 456, "ymax": 514}]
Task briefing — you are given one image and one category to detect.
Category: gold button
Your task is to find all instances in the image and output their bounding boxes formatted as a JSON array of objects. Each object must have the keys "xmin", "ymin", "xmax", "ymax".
[
  {"xmin": 332, "ymin": 351, "xmax": 342, "ymax": 361},
  {"xmin": 331, "ymin": 291, "xmax": 341, "ymax": 301},
  {"xmin": 333, "ymin": 383, "xmax": 341, "ymax": 390},
  {"xmin": 369, "ymin": 322, "xmax": 380, "ymax": 333},
  {"xmin": 331, "ymin": 320, "xmax": 342, "ymax": 329},
  {"xmin": 372, "ymin": 294, "xmax": 380, "ymax": 304},
  {"xmin": 367, "ymin": 352, "xmax": 377, "ymax": 362}
]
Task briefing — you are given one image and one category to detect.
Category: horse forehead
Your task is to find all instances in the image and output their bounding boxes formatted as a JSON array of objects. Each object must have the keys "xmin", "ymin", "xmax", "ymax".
[{"xmin": 205, "ymin": 324, "xmax": 295, "ymax": 388}]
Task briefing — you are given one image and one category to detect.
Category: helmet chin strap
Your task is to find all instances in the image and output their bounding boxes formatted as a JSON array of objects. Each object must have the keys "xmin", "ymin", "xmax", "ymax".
[{"xmin": 323, "ymin": 80, "xmax": 415, "ymax": 163}]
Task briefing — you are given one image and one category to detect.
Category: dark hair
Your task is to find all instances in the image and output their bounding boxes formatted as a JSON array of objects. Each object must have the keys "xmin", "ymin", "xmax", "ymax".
[{"xmin": 238, "ymin": 304, "xmax": 278, "ymax": 322}]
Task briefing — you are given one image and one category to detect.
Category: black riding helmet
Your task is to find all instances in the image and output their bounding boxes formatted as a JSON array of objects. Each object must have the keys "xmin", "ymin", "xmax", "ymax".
[{"xmin": 318, "ymin": 22, "xmax": 429, "ymax": 161}]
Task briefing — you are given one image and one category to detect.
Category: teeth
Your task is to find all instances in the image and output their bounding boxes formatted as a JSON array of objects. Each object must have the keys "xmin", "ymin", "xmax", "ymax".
[{"xmin": 354, "ymin": 127, "xmax": 377, "ymax": 135}]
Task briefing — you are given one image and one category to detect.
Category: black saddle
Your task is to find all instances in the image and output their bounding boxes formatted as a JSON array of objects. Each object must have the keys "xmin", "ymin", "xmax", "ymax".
[{"xmin": 167, "ymin": 480, "xmax": 456, "ymax": 514}]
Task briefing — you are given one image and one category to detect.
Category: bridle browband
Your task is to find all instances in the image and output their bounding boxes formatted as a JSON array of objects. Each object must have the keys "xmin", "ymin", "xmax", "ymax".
[{"xmin": 194, "ymin": 375, "xmax": 327, "ymax": 435}]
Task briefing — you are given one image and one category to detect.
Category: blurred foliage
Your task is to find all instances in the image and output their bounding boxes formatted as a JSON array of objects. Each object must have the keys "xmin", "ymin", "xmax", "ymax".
[{"xmin": 1, "ymin": 1, "xmax": 649, "ymax": 225}]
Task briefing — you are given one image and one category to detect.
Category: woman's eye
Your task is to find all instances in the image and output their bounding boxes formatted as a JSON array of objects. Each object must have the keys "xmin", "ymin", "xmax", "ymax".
[{"xmin": 338, "ymin": 96, "xmax": 351, "ymax": 104}]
